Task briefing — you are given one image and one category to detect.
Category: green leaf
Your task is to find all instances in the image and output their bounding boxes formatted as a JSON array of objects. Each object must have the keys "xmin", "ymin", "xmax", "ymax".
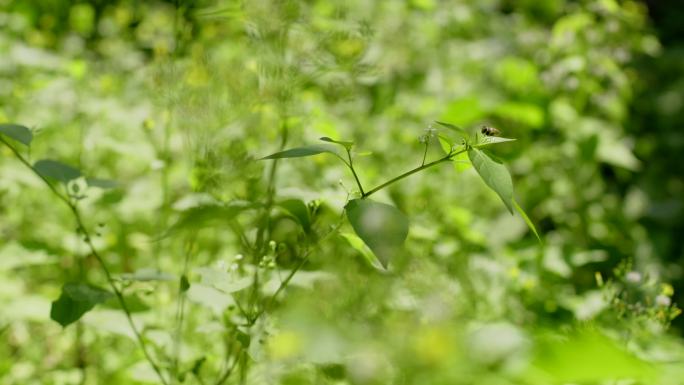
[
  {"xmin": 33, "ymin": 159, "xmax": 81, "ymax": 183},
  {"xmin": 473, "ymin": 136, "xmax": 517, "ymax": 148},
  {"xmin": 437, "ymin": 134, "xmax": 453, "ymax": 155},
  {"xmin": 50, "ymin": 283, "xmax": 113, "ymax": 327},
  {"xmin": 340, "ymin": 232, "xmax": 385, "ymax": 271},
  {"xmin": 452, "ymin": 150, "xmax": 471, "ymax": 173},
  {"xmin": 0, "ymin": 123, "xmax": 33, "ymax": 146},
  {"xmin": 513, "ymin": 199, "xmax": 541, "ymax": 242},
  {"xmin": 86, "ymin": 177, "xmax": 118, "ymax": 189},
  {"xmin": 434, "ymin": 121, "xmax": 465, "ymax": 134},
  {"xmin": 278, "ymin": 199, "xmax": 311, "ymax": 232},
  {"xmin": 528, "ymin": 330, "xmax": 656, "ymax": 383},
  {"xmin": 319, "ymin": 136, "xmax": 354, "ymax": 150},
  {"xmin": 468, "ymin": 147, "xmax": 514, "ymax": 213},
  {"xmin": 180, "ymin": 275, "xmax": 190, "ymax": 292},
  {"xmin": 260, "ymin": 144, "xmax": 338, "ymax": 160},
  {"xmin": 345, "ymin": 199, "xmax": 409, "ymax": 268}
]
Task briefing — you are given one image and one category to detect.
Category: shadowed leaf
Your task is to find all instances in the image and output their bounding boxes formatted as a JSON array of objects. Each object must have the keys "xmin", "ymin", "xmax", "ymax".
[
  {"xmin": 345, "ymin": 199, "xmax": 408, "ymax": 268},
  {"xmin": 0, "ymin": 123, "xmax": 33, "ymax": 146}
]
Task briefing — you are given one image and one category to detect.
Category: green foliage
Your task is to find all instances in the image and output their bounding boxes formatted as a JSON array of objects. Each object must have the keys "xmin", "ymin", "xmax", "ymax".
[
  {"xmin": 50, "ymin": 283, "xmax": 113, "ymax": 327},
  {"xmin": 345, "ymin": 199, "xmax": 409, "ymax": 268},
  {"xmin": 0, "ymin": 123, "xmax": 32, "ymax": 146},
  {"xmin": 0, "ymin": 0, "xmax": 682, "ymax": 384}
]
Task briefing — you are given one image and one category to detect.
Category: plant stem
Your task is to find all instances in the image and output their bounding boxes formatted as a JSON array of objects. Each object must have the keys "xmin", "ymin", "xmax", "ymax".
[
  {"xmin": 421, "ymin": 142, "xmax": 428, "ymax": 166},
  {"xmin": 362, "ymin": 148, "xmax": 466, "ymax": 198},
  {"xmin": 345, "ymin": 148, "xmax": 365, "ymax": 195},
  {"xmin": 0, "ymin": 138, "xmax": 169, "ymax": 385}
]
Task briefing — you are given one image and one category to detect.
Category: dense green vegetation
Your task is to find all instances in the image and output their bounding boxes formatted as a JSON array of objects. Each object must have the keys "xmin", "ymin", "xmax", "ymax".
[{"xmin": 1, "ymin": 0, "xmax": 683, "ymax": 384}]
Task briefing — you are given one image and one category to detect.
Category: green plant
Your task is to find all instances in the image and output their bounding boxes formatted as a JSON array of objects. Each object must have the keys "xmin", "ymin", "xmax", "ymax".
[
  {"xmin": 1, "ymin": 119, "xmax": 538, "ymax": 384},
  {"xmin": 261, "ymin": 121, "xmax": 539, "ymax": 268}
]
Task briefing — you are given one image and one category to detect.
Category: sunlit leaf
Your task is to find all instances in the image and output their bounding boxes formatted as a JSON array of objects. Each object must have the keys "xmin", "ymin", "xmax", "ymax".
[
  {"xmin": 278, "ymin": 199, "xmax": 311, "ymax": 232},
  {"xmin": 260, "ymin": 144, "xmax": 338, "ymax": 160},
  {"xmin": 528, "ymin": 330, "xmax": 656, "ymax": 383},
  {"xmin": 340, "ymin": 232, "xmax": 385, "ymax": 271},
  {"xmin": 50, "ymin": 283, "xmax": 113, "ymax": 327},
  {"xmin": 473, "ymin": 136, "xmax": 517, "ymax": 148},
  {"xmin": 33, "ymin": 159, "xmax": 81, "ymax": 183},
  {"xmin": 345, "ymin": 199, "xmax": 409, "ymax": 268},
  {"xmin": 452, "ymin": 150, "xmax": 471, "ymax": 173},
  {"xmin": 319, "ymin": 136, "xmax": 353, "ymax": 150},
  {"xmin": 513, "ymin": 199, "xmax": 541, "ymax": 242},
  {"xmin": 0, "ymin": 123, "xmax": 33, "ymax": 146},
  {"xmin": 468, "ymin": 148, "xmax": 514, "ymax": 213}
]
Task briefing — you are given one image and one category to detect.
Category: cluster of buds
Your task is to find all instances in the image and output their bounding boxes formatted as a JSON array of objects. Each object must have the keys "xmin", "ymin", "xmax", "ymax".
[{"xmin": 418, "ymin": 124, "xmax": 437, "ymax": 144}]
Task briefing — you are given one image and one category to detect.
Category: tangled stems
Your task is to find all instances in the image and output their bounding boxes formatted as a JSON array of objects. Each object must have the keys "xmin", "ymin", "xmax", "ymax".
[{"xmin": 0, "ymin": 137, "xmax": 169, "ymax": 385}]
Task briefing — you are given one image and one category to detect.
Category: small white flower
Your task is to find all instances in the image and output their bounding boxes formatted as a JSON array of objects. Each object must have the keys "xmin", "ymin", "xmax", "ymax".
[
  {"xmin": 424, "ymin": 124, "xmax": 437, "ymax": 138},
  {"xmin": 656, "ymin": 295, "xmax": 672, "ymax": 307},
  {"xmin": 625, "ymin": 271, "xmax": 642, "ymax": 283}
]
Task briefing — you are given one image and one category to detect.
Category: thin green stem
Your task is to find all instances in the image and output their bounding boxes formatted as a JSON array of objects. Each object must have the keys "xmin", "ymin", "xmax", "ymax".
[
  {"xmin": 421, "ymin": 142, "xmax": 428, "ymax": 166},
  {"xmin": 0, "ymin": 138, "xmax": 169, "ymax": 385},
  {"xmin": 345, "ymin": 148, "xmax": 365, "ymax": 195},
  {"xmin": 362, "ymin": 149, "xmax": 466, "ymax": 198}
]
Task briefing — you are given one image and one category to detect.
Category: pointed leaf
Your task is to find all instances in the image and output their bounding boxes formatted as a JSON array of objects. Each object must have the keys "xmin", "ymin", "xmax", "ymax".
[
  {"xmin": 0, "ymin": 123, "xmax": 33, "ymax": 146},
  {"xmin": 473, "ymin": 136, "xmax": 517, "ymax": 148},
  {"xmin": 278, "ymin": 199, "xmax": 311, "ymax": 232},
  {"xmin": 33, "ymin": 159, "xmax": 81, "ymax": 183},
  {"xmin": 319, "ymin": 136, "xmax": 354, "ymax": 150},
  {"xmin": 345, "ymin": 199, "xmax": 409, "ymax": 268},
  {"xmin": 513, "ymin": 199, "xmax": 541, "ymax": 242},
  {"xmin": 340, "ymin": 232, "xmax": 385, "ymax": 271},
  {"xmin": 260, "ymin": 144, "xmax": 338, "ymax": 160},
  {"xmin": 50, "ymin": 283, "xmax": 113, "ymax": 327},
  {"xmin": 468, "ymin": 148, "xmax": 514, "ymax": 213},
  {"xmin": 434, "ymin": 121, "xmax": 465, "ymax": 134}
]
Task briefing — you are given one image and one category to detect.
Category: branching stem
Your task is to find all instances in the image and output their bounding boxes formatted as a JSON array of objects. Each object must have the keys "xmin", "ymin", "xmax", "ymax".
[
  {"xmin": 362, "ymin": 148, "xmax": 466, "ymax": 198},
  {"xmin": 0, "ymin": 137, "xmax": 169, "ymax": 385}
]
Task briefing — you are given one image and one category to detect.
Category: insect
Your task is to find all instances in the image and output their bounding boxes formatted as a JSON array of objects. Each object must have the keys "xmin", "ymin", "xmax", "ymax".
[{"xmin": 480, "ymin": 125, "xmax": 501, "ymax": 137}]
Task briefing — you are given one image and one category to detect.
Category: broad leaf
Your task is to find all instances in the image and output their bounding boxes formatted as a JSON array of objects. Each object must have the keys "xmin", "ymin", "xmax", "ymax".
[
  {"xmin": 319, "ymin": 136, "xmax": 353, "ymax": 150},
  {"xmin": 513, "ymin": 199, "xmax": 541, "ymax": 242},
  {"xmin": 33, "ymin": 159, "xmax": 81, "ymax": 183},
  {"xmin": 278, "ymin": 199, "xmax": 311, "ymax": 232},
  {"xmin": 345, "ymin": 199, "xmax": 409, "ymax": 268},
  {"xmin": 468, "ymin": 148, "xmax": 514, "ymax": 213},
  {"xmin": 50, "ymin": 283, "xmax": 113, "ymax": 327},
  {"xmin": 0, "ymin": 123, "xmax": 33, "ymax": 146},
  {"xmin": 260, "ymin": 144, "xmax": 338, "ymax": 160}
]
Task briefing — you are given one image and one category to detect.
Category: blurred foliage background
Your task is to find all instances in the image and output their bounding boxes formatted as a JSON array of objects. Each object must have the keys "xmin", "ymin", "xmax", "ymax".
[{"xmin": 1, "ymin": 0, "xmax": 684, "ymax": 384}]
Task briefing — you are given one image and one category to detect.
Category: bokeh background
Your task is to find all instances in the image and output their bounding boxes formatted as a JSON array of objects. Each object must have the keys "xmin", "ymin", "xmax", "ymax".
[{"xmin": 1, "ymin": 0, "xmax": 683, "ymax": 384}]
